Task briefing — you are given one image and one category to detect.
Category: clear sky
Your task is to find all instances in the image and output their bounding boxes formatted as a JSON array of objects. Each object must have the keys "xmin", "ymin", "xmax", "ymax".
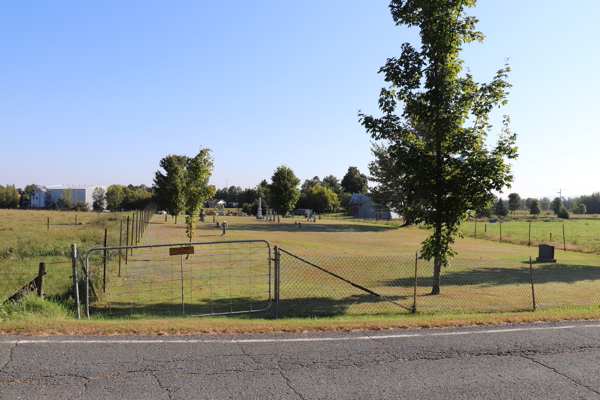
[{"xmin": 1, "ymin": 1, "xmax": 598, "ymax": 200}]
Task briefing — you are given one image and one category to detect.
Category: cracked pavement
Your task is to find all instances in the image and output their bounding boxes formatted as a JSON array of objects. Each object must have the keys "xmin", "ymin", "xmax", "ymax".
[{"xmin": 0, "ymin": 321, "xmax": 598, "ymax": 399}]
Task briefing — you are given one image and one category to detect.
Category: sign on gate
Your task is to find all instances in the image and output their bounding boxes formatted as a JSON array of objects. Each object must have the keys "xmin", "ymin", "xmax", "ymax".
[{"xmin": 169, "ymin": 246, "xmax": 194, "ymax": 256}]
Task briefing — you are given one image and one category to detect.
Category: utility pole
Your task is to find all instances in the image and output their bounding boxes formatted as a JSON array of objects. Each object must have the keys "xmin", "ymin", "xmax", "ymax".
[{"xmin": 557, "ymin": 189, "xmax": 562, "ymax": 202}]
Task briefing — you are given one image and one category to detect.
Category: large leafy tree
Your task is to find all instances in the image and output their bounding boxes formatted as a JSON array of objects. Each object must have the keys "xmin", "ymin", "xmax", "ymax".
[
  {"xmin": 184, "ymin": 148, "xmax": 216, "ymax": 214},
  {"xmin": 551, "ymin": 197, "xmax": 562, "ymax": 215},
  {"xmin": 530, "ymin": 199, "xmax": 541, "ymax": 215},
  {"xmin": 0, "ymin": 185, "xmax": 19, "ymax": 208},
  {"xmin": 306, "ymin": 184, "xmax": 340, "ymax": 213},
  {"xmin": 340, "ymin": 167, "xmax": 368, "ymax": 194},
  {"xmin": 268, "ymin": 166, "xmax": 301, "ymax": 216},
  {"xmin": 321, "ymin": 175, "xmax": 342, "ymax": 194},
  {"xmin": 301, "ymin": 176, "xmax": 322, "ymax": 193},
  {"xmin": 106, "ymin": 185, "xmax": 125, "ymax": 211},
  {"xmin": 183, "ymin": 148, "xmax": 216, "ymax": 241},
  {"xmin": 360, "ymin": 0, "xmax": 518, "ymax": 294},
  {"xmin": 154, "ymin": 155, "xmax": 187, "ymax": 223},
  {"xmin": 153, "ymin": 149, "xmax": 216, "ymax": 228},
  {"xmin": 92, "ymin": 187, "xmax": 106, "ymax": 211},
  {"xmin": 492, "ymin": 198, "xmax": 508, "ymax": 217},
  {"xmin": 507, "ymin": 193, "xmax": 521, "ymax": 213}
]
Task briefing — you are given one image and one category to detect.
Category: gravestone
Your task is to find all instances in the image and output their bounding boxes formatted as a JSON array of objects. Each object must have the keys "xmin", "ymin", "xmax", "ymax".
[
  {"xmin": 219, "ymin": 203, "xmax": 225, "ymax": 216},
  {"xmin": 256, "ymin": 198, "xmax": 263, "ymax": 219},
  {"xmin": 536, "ymin": 244, "xmax": 556, "ymax": 263}
]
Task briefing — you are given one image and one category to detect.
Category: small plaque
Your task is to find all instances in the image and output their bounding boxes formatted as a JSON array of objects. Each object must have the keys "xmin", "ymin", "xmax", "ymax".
[{"xmin": 169, "ymin": 246, "xmax": 194, "ymax": 256}]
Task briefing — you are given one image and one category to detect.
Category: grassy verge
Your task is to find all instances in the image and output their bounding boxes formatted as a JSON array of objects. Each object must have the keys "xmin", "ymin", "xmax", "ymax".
[{"xmin": 0, "ymin": 302, "xmax": 597, "ymax": 336}]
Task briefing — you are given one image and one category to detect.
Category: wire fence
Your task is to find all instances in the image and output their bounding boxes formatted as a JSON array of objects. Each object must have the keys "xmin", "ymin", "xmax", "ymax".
[
  {"xmin": 461, "ymin": 219, "xmax": 600, "ymax": 254},
  {"xmin": 83, "ymin": 240, "xmax": 272, "ymax": 318},
  {"xmin": 277, "ymin": 251, "xmax": 600, "ymax": 317},
  {"xmin": 3, "ymin": 245, "xmax": 599, "ymax": 319},
  {"xmin": 0, "ymin": 258, "xmax": 74, "ymax": 303}
]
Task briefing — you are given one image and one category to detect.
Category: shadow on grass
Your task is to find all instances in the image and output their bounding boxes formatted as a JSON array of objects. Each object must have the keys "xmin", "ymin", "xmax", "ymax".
[
  {"xmin": 88, "ymin": 292, "xmax": 412, "ymax": 319},
  {"xmin": 379, "ymin": 262, "xmax": 600, "ymax": 288},
  {"xmin": 216, "ymin": 222, "xmax": 401, "ymax": 234}
]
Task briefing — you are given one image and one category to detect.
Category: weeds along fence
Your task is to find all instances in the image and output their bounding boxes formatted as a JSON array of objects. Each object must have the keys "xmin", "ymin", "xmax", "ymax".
[
  {"xmin": 276, "ymin": 250, "xmax": 600, "ymax": 318},
  {"xmin": 0, "ymin": 204, "xmax": 157, "ymax": 305},
  {"xmin": 461, "ymin": 219, "xmax": 600, "ymax": 253},
  {"xmin": 0, "ymin": 259, "xmax": 75, "ymax": 304}
]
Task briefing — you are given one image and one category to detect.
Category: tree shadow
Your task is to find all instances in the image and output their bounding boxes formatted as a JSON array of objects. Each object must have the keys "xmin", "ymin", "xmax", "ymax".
[
  {"xmin": 208, "ymin": 222, "xmax": 401, "ymax": 234},
  {"xmin": 378, "ymin": 262, "xmax": 600, "ymax": 288},
  {"xmin": 88, "ymin": 292, "xmax": 412, "ymax": 319}
]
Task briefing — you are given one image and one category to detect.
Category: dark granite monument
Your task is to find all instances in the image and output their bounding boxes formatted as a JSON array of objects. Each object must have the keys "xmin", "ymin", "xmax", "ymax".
[{"xmin": 536, "ymin": 244, "xmax": 556, "ymax": 263}]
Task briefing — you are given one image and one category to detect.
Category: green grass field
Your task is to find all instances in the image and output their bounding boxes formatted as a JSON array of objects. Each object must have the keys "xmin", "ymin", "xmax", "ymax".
[
  {"xmin": 0, "ymin": 209, "xmax": 140, "ymax": 303},
  {"xmin": 461, "ymin": 218, "xmax": 600, "ymax": 254},
  {"xmin": 81, "ymin": 214, "xmax": 600, "ymax": 319},
  {"xmin": 2, "ymin": 210, "xmax": 599, "ymax": 324}
]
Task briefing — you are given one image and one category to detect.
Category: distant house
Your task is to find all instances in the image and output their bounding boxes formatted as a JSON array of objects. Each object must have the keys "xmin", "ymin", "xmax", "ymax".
[
  {"xmin": 227, "ymin": 201, "xmax": 238, "ymax": 208},
  {"xmin": 30, "ymin": 185, "xmax": 107, "ymax": 210},
  {"xmin": 206, "ymin": 199, "xmax": 226, "ymax": 208},
  {"xmin": 349, "ymin": 193, "xmax": 400, "ymax": 219}
]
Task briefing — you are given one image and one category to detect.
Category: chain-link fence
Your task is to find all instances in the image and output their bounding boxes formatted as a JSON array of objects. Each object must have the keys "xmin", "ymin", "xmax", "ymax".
[{"xmin": 276, "ymin": 249, "xmax": 600, "ymax": 317}]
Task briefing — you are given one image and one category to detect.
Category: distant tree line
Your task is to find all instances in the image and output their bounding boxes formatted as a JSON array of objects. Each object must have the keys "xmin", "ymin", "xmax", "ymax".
[
  {"xmin": 211, "ymin": 166, "xmax": 369, "ymax": 216},
  {"xmin": 477, "ymin": 192, "xmax": 600, "ymax": 219},
  {"xmin": 0, "ymin": 185, "xmax": 20, "ymax": 208}
]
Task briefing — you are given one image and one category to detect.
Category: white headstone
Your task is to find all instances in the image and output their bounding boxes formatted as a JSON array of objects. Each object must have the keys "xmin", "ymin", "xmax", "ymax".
[{"xmin": 257, "ymin": 197, "xmax": 263, "ymax": 219}]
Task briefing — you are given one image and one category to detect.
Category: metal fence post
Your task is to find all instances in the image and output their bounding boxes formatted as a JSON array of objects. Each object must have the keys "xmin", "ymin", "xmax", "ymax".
[
  {"xmin": 125, "ymin": 216, "xmax": 130, "ymax": 263},
  {"xmin": 274, "ymin": 245, "xmax": 280, "ymax": 319},
  {"xmin": 103, "ymin": 228, "xmax": 108, "ymax": 293},
  {"xmin": 529, "ymin": 256, "xmax": 536, "ymax": 311},
  {"xmin": 412, "ymin": 252, "xmax": 418, "ymax": 314},
  {"xmin": 180, "ymin": 254, "xmax": 185, "ymax": 317},
  {"xmin": 37, "ymin": 262, "xmax": 45, "ymax": 298},
  {"xmin": 118, "ymin": 220, "xmax": 123, "ymax": 277},
  {"xmin": 85, "ymin": 255, "xmax": 89, "ymax": 318},
  {"xmin": 71, "ymin": 244, "xmax": 81, "ymax": 319}
]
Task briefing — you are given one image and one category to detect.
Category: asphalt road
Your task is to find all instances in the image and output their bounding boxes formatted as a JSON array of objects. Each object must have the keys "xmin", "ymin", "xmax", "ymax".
[{"xmin": 0, "ymin": 321, "xmax": 598, "ymax": 399}]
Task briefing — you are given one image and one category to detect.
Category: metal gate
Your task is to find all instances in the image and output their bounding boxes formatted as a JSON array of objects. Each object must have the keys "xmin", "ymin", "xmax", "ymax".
[{"xmin": 83, "ymin": 240, "xmax": 272, "ymax": 318}]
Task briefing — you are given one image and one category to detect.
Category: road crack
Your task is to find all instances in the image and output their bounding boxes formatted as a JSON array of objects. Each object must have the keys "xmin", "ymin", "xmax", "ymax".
[
  {"xmin": 151, "ymin": 371, "xmax": 174, "ymax": 400},
  {"xmin": 279, "ymin": 370, "xmax": 306, "ymax": 400},
  {"xmin": 521, "ymin": 355, "xmax": 600, "ymax": 396},
  {"xmin": 1, "ymin": 341, "xmax": 17, "ymax": 371}
]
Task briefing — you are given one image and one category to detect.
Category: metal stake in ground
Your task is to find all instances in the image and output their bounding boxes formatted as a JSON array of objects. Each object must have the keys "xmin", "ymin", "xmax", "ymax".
[
  {"xmin": 103, "ymin": 228, "xmax": 107, "ymax": 293},
  {"xmin": 71, "ymin": 244, "xmax": 80, "ymax": 319}
]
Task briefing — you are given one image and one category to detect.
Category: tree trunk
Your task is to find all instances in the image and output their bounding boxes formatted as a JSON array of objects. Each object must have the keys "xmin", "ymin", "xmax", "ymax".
[
  {"xmin": 431, "ymin": 219, "xmax": 442, "ymax": 295},
  {"xmin": 431, "ymin": 256, "xmax": 441, "ymax": 295}
]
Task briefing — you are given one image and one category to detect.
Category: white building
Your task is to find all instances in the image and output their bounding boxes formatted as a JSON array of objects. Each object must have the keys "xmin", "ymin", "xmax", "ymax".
[
  {"xmin": 349, "ymin": 193, "xmax": 400, "ymax": 219},
  {"xmin": 30, "ymin": 185, "xmax": 107, "ymax": 210}
]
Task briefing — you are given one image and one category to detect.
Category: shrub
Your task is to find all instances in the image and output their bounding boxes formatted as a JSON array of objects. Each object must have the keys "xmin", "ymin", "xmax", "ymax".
[{"xmin": 558, "ymin": 207, "xmax": 570, "ymax": 219}]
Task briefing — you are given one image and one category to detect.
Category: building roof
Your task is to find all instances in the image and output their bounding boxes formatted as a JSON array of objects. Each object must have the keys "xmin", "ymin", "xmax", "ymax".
[{"xmin": 349, "ymin": 193, "xmax": 370, "ymax": 205}]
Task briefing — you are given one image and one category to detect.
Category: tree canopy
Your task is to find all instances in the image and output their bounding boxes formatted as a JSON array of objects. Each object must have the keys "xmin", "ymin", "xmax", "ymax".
[
  {"xmin": 340, "ymin": 167, "xmax": 368, "ymax": 194},
  {"xmin": 360, "ymin": 0, "xmax": 518, "ymax": 294},
  {"xmin": 529, "ymin": 199, "xmax": 541, "ymax": 215},
  {"xmin": 153, "ymin": 148, "xmax": 215, "ymax": 225},
  {"xmin": 268, "ymin": 166, "xmax": 301, "ymax": 216},
  {"xmin": 507, "ymin": 193, "xmax": 521, "ymax": 213}
]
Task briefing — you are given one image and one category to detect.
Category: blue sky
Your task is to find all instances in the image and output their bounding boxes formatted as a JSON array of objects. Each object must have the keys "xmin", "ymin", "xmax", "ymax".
[{"xmin": 1, "ymin": 1, "xmax": 598, "ymax": 199}]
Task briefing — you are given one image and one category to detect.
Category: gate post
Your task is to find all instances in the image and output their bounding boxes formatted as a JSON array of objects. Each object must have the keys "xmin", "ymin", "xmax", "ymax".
[
  {"xmin": 274, "ymin": 246, "xmax": 280, "ymax": 319},
  {"xmin": 71, "ymin": 244, "xmax": 81, "ymax": 319}
]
